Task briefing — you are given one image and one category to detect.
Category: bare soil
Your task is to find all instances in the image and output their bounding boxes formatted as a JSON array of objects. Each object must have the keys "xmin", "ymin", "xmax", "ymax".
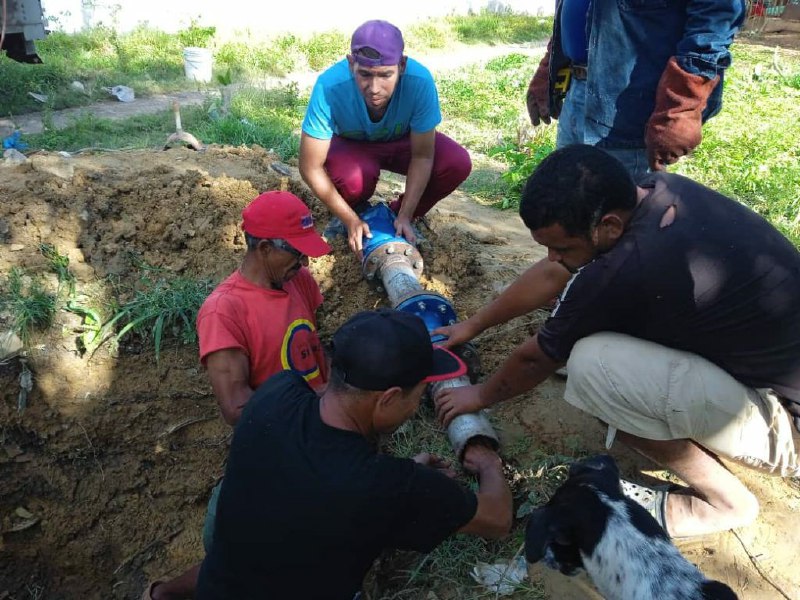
[{"xmin": 0, "ymin": 147, "xmax": 798, "ymax": 599}]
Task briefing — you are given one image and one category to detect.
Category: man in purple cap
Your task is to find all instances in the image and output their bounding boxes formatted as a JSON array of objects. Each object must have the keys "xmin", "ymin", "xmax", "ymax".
[{"xmin": 299, "ymin": 19, "xmax": 472, "ymax": 256}]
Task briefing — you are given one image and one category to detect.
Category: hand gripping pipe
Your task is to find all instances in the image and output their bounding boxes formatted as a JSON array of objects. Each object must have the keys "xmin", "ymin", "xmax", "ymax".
[{"xmin": 359, "ymin": 203, "xmax": 499, "ymax": 459}]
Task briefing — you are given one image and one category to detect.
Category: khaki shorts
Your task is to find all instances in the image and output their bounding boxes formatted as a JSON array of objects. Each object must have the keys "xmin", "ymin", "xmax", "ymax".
[{"xmin": 565, "ymin": 332, "xmax": 799, "ymax": 477}]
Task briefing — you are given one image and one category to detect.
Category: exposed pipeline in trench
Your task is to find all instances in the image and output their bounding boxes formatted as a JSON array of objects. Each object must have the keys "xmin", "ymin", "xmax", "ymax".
[{"xmin": 359, "ymin": 203, "xmax": 500, "ymax": 459}]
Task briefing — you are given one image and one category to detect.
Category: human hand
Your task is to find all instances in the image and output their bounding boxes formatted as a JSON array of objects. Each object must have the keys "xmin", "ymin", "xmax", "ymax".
[
  {"xmin": 526, "ymin": 42, "xmax": 553, "ymax": 126},
  {"xmin": 434, "ymin": 384, "xmax": 488, "ymax": 428},
  {"xmin": 413, "ymin": 452, "xmax": 457, "ymax": 478},
  {"xmin": 345, "ymin": 217, "xmax": 372, "ymax": 260},
  {"xmin": 431, "ymin": 320, "xmax": 478, "ymax": 350},
  {"xmin": 645, "ymin": 57, "xmax": 719, "ymax": 171},
  {"xmin": 461, "ymin": 441, "xmax": 502, "ymax": 476},
  {"xmin": 393, "ymin": 214, "xmax": 417, "ymax": 245}
]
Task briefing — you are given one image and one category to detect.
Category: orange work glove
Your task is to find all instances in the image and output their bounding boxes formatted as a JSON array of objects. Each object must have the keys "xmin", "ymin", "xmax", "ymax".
[
  {"xmin": 526, "ymin": 39, "xmax": 555, "ymax": 126},
  {"xmin": 645, "ymin": 57, "xmax": 720, "ymax": 171}
]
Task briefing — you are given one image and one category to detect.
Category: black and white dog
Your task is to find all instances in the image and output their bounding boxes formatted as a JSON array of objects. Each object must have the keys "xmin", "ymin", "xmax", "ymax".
[{"xmin": 525, "ymin": 455, "xmax": 737, "ymax": 600}]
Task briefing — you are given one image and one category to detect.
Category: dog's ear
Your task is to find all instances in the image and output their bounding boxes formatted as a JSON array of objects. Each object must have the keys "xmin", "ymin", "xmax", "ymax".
[
  {"xmin": 597, "ymin": 454, "xmax": 619, "ymax": 477},
  {"xmin": 700, "ymin": 580, "xmax": 739, "ymax": 600},
  {"xmin": 525, "ymin": 508, "xmax": 576, "ymax": 563},
  {"xmin": 524, "ymin": 507, "xmax": 551, "ymax": 563}
]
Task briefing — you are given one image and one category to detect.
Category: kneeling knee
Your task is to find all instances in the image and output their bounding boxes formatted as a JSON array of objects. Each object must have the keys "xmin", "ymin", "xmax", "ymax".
[
  {"xmin": 735, "ymin": 490, "xmax": 760, "ymax": 526},
  {"xmin": 720, "ymin": 489, "xmax": 759, "ymax": 529}
]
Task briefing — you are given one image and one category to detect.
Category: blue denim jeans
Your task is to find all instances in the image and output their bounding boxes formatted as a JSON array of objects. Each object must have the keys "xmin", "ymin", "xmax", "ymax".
[{"xmin": 557, "ymin": 79, "xmax": 650, "ymax": 182}]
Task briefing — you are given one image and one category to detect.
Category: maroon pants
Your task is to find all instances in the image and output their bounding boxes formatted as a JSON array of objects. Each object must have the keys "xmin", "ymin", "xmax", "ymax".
[{"xmin": 324, "ymin": 132, "xmax": 472, "ymax": 218}]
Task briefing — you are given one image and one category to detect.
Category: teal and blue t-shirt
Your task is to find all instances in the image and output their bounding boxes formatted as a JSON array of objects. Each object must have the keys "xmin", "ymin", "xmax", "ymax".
[{"xmin": 301, "ymin": 58, "xmax": 441, "ymax": 142}]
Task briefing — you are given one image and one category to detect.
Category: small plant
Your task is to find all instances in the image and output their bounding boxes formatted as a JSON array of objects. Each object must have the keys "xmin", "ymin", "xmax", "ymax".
[
  {"xmin": 99, "ymin": 274, "xmax": 214, "ymax": 362},
  {"xmin": 177, "ymin": 18, "xmax": 216, "ymax": 49},
  {"xmin": 489, "ymin": 133, "xmax": 556, "ymax": 209},
  {"xmin": 0, "ymin": 267, "xmax": 58, "ymax": 344},
  {"xmin": 39, "ymin": 243, "xmax": 76, "ymax": 297}
]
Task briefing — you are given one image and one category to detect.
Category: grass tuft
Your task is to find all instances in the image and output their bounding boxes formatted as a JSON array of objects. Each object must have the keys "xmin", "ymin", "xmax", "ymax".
[
  {"xmin": 39, "ymin": 243, "xmax": 76, "ymax": 296},
  {"xmin": 100, "ymin": 271, "xmax": 214, "ymax": 362},
  {"xmin": 0, "ymin": 268, "xmax": 58, "ymax": 344}
]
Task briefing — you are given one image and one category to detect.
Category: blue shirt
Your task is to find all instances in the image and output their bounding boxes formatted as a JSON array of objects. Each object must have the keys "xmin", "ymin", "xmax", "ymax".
[
  {"xmin": 561, "ymin": 0, "xmax": 591, "ymax": 64},
  {"xmin": 302, "ymin": 58, "xmax": 441, "ymax": 142}
]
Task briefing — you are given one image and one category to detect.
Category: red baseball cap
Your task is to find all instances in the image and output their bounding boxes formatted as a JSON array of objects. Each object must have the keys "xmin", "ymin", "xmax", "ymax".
[{"xmin": 241, "ymin": 191, "xmax": 330, "ymax": 258}]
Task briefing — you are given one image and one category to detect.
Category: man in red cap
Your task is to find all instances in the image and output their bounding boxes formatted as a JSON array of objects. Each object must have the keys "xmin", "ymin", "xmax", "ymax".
[
  {"xmin": 143, "ymin": 190, "xmax": 331, "ymax": 600},
  {"xmin": 299, "ymin": 19, "xmax": 472, "ymax": 256}
]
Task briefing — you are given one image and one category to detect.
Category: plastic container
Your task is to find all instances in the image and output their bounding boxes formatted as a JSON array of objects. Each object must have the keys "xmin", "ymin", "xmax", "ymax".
[{"xmin": 183, "ymin": 47, "xmax": 213, "ymax": 83}]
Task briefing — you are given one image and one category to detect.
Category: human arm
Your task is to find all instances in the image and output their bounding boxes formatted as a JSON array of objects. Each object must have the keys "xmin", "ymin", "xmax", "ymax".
[
  {"xmin": 299, "ymin": 132, "xmax": 372, "ymax": 256},
  {"xmin": 413, "ymin": 452, "xmax": 457, "ymax": 479},
  {"xmin": 394, "ymin": 129, "xmax": 435, "ymax": 243},
  {"xmin": 205, "ymin": 349, "xmax": 255, "ymax": 426},
  {"xmin": 434, "ymin": 258, "xmax": 572, "ymax": 349},
  {"xmin": 457, "ymin": 443, "xmax": 512, "ymax": 539},
  {"xmin": 435, "ymin": 334, "xmax": 562, "ymax": 427},
  {"xmin": 645, "ymin": 0, "xmax": 746, "ymax": 170}
]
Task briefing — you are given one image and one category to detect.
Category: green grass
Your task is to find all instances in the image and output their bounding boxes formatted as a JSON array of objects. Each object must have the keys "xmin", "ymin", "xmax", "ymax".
[
  {"xmin": 100, "ymin": 270, "xmax": 215, "ymax": 363},
  {"xmin": 39, "ymin": 243, "xmax": 75, "ymax": 293},
  {"xmin": 26, "ymin": 84, "xmax": 306, "ymax": 159},
  {"xmin": 379, "ymin": 401, "xmax": 571, "ymax": 598},
  {"xmin": 674, "ymin": 44, "xmax": 800, "ymax": 246},
  {"xmin": 450, "ymin": 11, "xmax": 553, "ymax": 45},
  {"xmin": 468, "ymin": 43, "xmax": 800, "ymax": 248},
  {"xmin": 1, "ymin": 12, "xmax": 552, "ymax": 117},
  {"xmin": 0, "ymin": 267, "xmax": 58, "ymax": 344},
  {"xmin": 438, "ymin": 53, "xmax": 542, "ymax": 153}
]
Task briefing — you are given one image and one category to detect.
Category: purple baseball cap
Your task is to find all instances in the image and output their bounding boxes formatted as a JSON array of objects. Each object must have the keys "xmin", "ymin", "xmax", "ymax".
[{"xmin": 350, "ymin": 20, "xmax": 405, "ymax": 66}]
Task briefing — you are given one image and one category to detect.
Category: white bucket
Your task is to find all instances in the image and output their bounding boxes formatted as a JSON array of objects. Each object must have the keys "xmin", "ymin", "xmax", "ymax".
[{"xmin": 183, "ymin": 47, "xmax": 213, "ymax": 83}]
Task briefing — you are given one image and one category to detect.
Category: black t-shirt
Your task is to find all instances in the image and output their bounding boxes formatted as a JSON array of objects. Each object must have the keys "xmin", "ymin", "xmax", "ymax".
[
  {"xmin": 196, "ymin": 371, "xmax": 478, "ymax": 600},
  {"xmin": 538, "ymin": 173, "xmax": 800, "ymax": 401}
]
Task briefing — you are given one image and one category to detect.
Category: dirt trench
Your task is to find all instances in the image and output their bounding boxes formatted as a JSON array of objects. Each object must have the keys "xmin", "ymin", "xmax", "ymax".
[{"xmin": 0, "ymin": 146, "xmax": 798, "ymax": 599}]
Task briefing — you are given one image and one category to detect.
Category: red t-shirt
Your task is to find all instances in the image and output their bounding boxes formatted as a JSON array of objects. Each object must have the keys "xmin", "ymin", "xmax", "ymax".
[{"xmin": 196, "ymin": 269, "xmax": 328, "ymax": 391}]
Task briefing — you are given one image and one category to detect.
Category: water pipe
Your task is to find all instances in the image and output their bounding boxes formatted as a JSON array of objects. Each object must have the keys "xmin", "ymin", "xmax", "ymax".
[{"xmin": 359, "ymin": 203, "xmax": 499, "ymax": 459}]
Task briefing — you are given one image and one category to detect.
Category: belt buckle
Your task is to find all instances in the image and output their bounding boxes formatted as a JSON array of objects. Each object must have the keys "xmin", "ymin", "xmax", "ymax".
[{"xmin": 571, "ymin": 64, "xmax": 588, "ymax": 80}]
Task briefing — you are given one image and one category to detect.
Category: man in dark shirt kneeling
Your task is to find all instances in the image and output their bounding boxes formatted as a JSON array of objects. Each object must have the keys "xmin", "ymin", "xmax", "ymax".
[
  {"xmin": 197, "ymin": 309, "xmax": 512, "ymax": 599},
  {"xmin": 433, "ymin": 144, "xmax": 800, "ymax": 539}
]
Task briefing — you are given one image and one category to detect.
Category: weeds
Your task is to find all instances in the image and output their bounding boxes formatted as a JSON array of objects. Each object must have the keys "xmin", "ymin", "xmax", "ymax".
[
  {"xmin": 450, "ymin": 10, "xmax": 552, "ymax": 45},
  {"xmin": 488, "ymin": 129, "xmax": 557, "ymax": 209},
  {"xmin": 674, "ymin": 43, "xmax": 800, "ymax": 246},
  {"xmin": 0, "ymin": 268, "xmax": 58, "ymax": 344},
  {"xmin": 380, "ymin": 402, "xmax": 570, "ymax": 598},
  {"xmin": 39, "ymin": 243, "xmax": 75, "ymax": 296},
  {"xmin": 177, "ymin": 20, "xmax": 216, "ymax": 49},
  {"xmin": 100, "ymin": 272, "xmax": 214, "ymax": 362}
]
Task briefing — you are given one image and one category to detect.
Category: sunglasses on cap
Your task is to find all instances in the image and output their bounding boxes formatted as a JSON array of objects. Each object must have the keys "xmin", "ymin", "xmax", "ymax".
[{"xmin": 270, "ymin": 238, "xmax": 305, "ymax": 260}]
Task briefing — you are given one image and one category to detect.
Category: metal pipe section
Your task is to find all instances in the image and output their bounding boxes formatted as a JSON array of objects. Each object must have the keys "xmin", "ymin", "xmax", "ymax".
[{"xmin": 359, "ymin": 203, "xmax": 500, "ymax": 459}]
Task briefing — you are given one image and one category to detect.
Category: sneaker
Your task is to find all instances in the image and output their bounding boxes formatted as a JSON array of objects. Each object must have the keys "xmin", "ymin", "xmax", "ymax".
[
  {"xmin": 620, "ymin": 479, "xmax": 671, "ymax": 534},
  {"xmin": 323, "ymin": 201, "xmax": 372, "ymax": 241}
]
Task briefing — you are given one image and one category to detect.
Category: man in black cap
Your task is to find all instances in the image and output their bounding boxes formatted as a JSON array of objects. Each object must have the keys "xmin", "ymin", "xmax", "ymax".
[{"xmin": 196, "ymin": 309, "xmax": 512, "ymax": 600}]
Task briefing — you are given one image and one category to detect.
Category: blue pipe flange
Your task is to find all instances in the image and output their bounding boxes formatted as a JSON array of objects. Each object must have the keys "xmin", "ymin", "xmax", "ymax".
[
  {"xmin": 359, "ymin": 203, "xmax": 424, "ymax": 281},
  {"xmin": 395, "ymin": 292, "xmax": 459, "ymax": 344}
]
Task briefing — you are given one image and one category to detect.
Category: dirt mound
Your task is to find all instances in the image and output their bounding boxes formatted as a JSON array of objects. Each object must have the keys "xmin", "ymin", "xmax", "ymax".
[{"xmin": 1, "ymin": 147, "xmax": 798, "ymax": 599}]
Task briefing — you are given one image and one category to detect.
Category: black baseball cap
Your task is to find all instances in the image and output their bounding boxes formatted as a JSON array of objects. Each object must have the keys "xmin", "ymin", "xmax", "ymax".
[{"xmin": 331, "ymin": 309, "xmax": 467, "ymax": 391}]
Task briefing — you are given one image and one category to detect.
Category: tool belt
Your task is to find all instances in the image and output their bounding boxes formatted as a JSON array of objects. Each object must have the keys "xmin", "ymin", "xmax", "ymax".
[{"xmin": 554, "ymin": 64, "xmax": 588, "ymax": 98}]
